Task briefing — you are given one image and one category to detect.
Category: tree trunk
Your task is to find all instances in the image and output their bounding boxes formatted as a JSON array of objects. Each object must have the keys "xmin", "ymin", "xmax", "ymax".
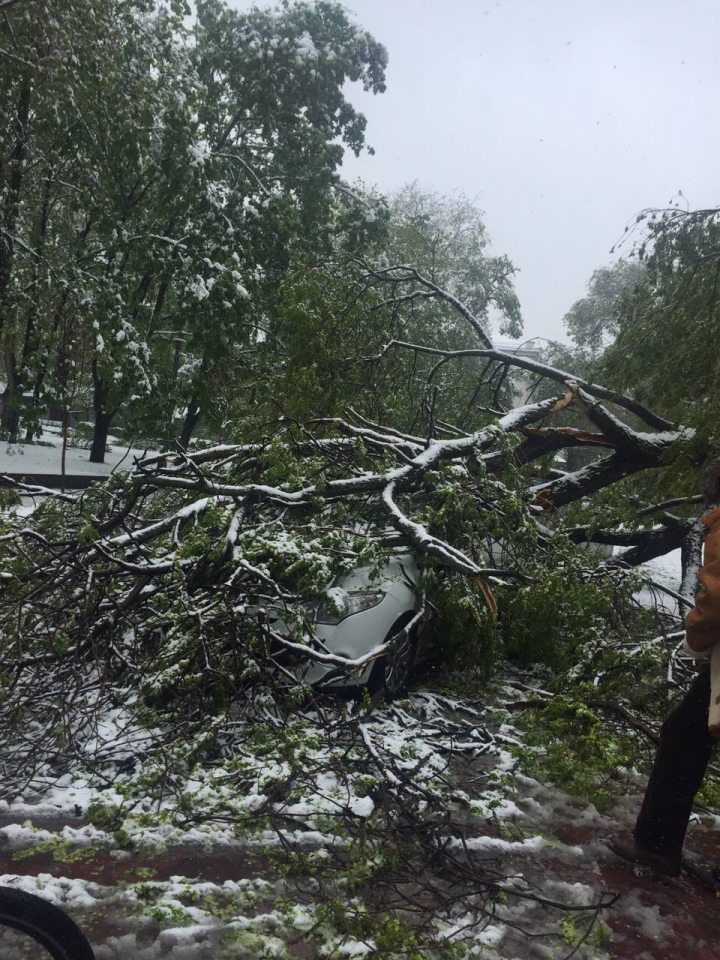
[
  {"xmin": 179, "ymin": 357, "xmax": 208, "ymax": 449},
  {"xmin": 90, "ymin": 360, "xmax": 113, "ymax": 463},
  {"xmin": 1, "ymin": 345, "xmax": 20, "ymax": 441},
  {"xmin": 28, "ymin": 288, "xmax": 71, "ymax": 414},
  {"xmin": 1, "ymin": 353, "xmax": 22, "ymax": 442},
  {"xmin": 0, "ymin": 79, "xmax": 32, "ymax": 440},
  {"xmin": 0, "ymin": 78, "xmax": 31, "ymax": 326},
  {"xmin": 4, "ymin": 175, "xmax": 53, "ymax": 443},
  {"xmin": 61, "ymin": 409, "xmax": 69, "ymax": 492},
  {"xmin": 1, "ymin": 402, "xmax": 20, "ymax": 442},
  {"xmin": 90, "ymin": 410, "xmax": 112, "ymax": 464},
  {"xmin": 680, "ymin": 519, "xmax": 705, "ymax": 602},
  {"xmin": 179, "ymin": 394, "xmax": 200, "ymax": 450}
]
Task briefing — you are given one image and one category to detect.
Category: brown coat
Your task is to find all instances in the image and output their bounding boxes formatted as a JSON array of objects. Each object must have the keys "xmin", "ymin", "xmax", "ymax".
[{"xmin": 685, "ymin": 506, "xmax": 720, "ymax": 655}]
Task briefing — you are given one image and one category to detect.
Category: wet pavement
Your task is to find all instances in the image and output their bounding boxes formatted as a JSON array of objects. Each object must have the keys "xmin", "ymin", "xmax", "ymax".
[
  {"xmin": 3, "ymin": 771, "xmax": 720, "ymax": 958},
  {"xmin": 498, "ymin": 772, "xmax": 720, "ymax": 959}
]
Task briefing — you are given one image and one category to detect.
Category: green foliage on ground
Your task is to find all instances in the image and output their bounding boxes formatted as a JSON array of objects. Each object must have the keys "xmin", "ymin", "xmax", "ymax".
[
  {"xmin": 513, "ymin": 695, "xmax": 639, "ymax": 812},
  {"xmin": 500, "ymin": 547, "xmax": 650, "ymax": 673}
]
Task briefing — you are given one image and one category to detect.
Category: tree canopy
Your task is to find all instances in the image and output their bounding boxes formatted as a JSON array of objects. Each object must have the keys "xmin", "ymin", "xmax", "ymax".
[{"xmin": 0, "ymin": 0, "xmax": 389, "ymax": 457}]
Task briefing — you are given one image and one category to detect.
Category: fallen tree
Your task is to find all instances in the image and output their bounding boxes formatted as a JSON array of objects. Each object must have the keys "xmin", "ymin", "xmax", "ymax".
[
  {"xmin": 0, "ymin": 262, "xmax": 710, "ymax": 956},
  {"xmin": 0, "ymin": 371, "xmax": 697, "ymax": 713},
  {"xmin": 0, "ymin": 263, "xmax": 706, "ymax": 763}
]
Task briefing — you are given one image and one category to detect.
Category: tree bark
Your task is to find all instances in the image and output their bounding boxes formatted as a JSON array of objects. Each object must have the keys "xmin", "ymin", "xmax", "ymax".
[
  {"xmin": 179, "ymin": 394, "xmax": 201, "ymax": 450},
  {"xmin": 26, "ymin": 288, "xmax": 69, "ymax": 436},
  {"xmin": 61, "ymin": 409, "xmax": 69, "ymax": 492},
  {"xmin": 0, "ymin": 77, "xmax": 31, "ymax": 318},
  {"xmin": 0, "ymin": 78, "xmax": 31, "ymax": 441},
  {"xmin": 179, "ymin": 357, "xmax": 208, "ymax": 449},
  {"xmin": 680, "ymin": 519, "xmax": 704, "ymax": 602},
  {"xmin": 90, "ymin": 409, "xmax": 113, "ymax": 464},
  {"xmin": 90, "ymin": 360, "xmax": 113, "ymax": 463},
  {"xmin": 5, "ymin": 174, "xmax": 53, "ymax": 441},
  {"xmin": 533, "ymin": 452, "xmax": 655, "ymax": 510},
  {"xmin": 26, "ymin": 218, "xmax": 92, "ymax": 435},
  {"xmin": 603, "ymin": 525, "xmax": 686, "ymax": 569},
  {"xmin": 0, "ymin": 398, "xmax": 20, "ymax": 441},
  {"xmin": 1, "ymin": 344, "xmax": 20, "ymax": 440}
]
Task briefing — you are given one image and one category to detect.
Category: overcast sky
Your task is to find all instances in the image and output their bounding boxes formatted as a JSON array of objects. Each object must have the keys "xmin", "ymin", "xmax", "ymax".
[{"xmin": 234, "ymin": 0, "xmax": 720, "ymax": 343}]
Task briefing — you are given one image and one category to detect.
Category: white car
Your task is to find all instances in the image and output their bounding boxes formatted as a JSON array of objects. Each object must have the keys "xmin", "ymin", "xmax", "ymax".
[{"xmin": 272, "ymin": 553, "xmax": 430, "ymax": 698}]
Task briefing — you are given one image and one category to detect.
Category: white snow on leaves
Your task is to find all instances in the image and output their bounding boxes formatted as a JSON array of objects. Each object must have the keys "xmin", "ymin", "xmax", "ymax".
[{"xmin": 295, "ymin": 30, "xmax": 318, "ymax": 60}]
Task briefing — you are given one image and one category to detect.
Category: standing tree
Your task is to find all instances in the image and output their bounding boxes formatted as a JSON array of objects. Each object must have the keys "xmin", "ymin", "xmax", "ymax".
[
  {"xmin": 603, "ymin": 206, "xmax": 720, "ymax": 457},
  {"xmin": 0, "ymin": 0, "xmax": 112, "ymax": 439},
  {"xmin": 170, "ymin": 0, "xmax": 389, "ymax": 450},
  {"xmin": 385, "ymin": 183, "xmax": 522, "ymax": 346},
  {"xmin": 563, "ymin": 260, "xmax": 645, "ymax": 358},
  {"xmin": 0, "ymin": 0, "xmax": 389, "ymax": 460},
  {"xmin": 0, "ymin": 0, "xmax": 196, "ymax": 454}
]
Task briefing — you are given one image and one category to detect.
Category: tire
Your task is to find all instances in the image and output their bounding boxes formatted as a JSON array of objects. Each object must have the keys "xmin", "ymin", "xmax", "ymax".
[
  {"xmin": 0, "ymin": 887, "xmax": 96, "ymax": 960},
  {"xmin": 368, "ymin": 615, "xmax": 417, "ymax": 701}
]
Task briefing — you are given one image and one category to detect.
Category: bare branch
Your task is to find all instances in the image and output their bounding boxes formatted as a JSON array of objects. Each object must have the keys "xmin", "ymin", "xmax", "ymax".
[{"xmin": 370, "ymin": 339, "xmax": 675, "ymax": 431}]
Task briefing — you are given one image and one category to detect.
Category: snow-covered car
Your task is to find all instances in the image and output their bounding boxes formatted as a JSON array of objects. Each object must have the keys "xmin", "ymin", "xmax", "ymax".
[{"xmin": 272, "ymin": 553, "xmax": 430, "ymax": 699}]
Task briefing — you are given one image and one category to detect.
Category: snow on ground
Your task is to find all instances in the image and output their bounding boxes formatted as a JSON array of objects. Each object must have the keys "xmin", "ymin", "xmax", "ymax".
[
  {"xmin": 1, "ymin": 424, "xmax": 159, "ymax": 477},
  {"xmin": 2, "ymin": 682, "xmax": 720, "ymax": 958},
  {"xmin": 635, "ymin": 547, "xmax": 683, "ymax": 618},
  {"xmin": 641, "ymin": 548, "xmax": 682, "ymax": 593}
]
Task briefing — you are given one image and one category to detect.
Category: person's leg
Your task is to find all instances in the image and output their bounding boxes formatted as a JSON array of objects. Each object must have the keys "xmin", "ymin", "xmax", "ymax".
[{"xmin": 633, "ymin": 668, "xmax": 714, "ymax": 863}]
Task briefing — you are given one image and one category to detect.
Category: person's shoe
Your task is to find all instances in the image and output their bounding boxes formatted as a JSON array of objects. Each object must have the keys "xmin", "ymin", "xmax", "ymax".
[{"xmin": 608, "ymin": 837, "xmax": 680, "ymax": 876}]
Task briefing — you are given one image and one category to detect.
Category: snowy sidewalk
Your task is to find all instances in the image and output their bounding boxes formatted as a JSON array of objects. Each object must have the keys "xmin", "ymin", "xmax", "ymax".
[
  {"xmin": 3, "ymin": 770, "xmax": 720, "ymax": 958},
  {"xmin": 2, "ymin": 691, "xmax": 720, "ymax": 959}
]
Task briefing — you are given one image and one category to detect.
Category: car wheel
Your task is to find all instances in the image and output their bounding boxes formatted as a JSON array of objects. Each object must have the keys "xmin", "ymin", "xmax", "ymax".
[{"xmin": 369, "ymin": 616, "xmax": 417, "ymax": 700}]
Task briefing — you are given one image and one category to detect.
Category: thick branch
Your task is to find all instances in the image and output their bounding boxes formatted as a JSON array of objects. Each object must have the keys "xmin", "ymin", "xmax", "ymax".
[
  {"xmin": 603, "ymin": 525, "xmax": 686, "ymax": 569},
  {"xmin": 531, "ymin": 453, "xmax": 647, "ymax": 510},
  {"xmin": 567, "ymin": 524, "xmax": 686, "ymax": 549},
  {"xmin": 135, "ymin": 396, "xmax": 566, "ymax": 506},
  {"xmin": 509, "ymin": 427, "xmax": 614, "ymax": 467},
  {"xmin": 680, "ymin": 519, "xmax": 705, "ymax": 602}
]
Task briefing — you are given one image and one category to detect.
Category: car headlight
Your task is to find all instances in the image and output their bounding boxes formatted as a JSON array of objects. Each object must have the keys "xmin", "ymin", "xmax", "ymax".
[{"xmin": 316, "ymin": 590, "xmax": 385, "ymax": 625}]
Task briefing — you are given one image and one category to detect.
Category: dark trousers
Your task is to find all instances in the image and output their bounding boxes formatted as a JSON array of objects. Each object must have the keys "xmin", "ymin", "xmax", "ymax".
[{"xmin": 634, "ymin": 667, "xmax": 716, "ymax": 862}]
